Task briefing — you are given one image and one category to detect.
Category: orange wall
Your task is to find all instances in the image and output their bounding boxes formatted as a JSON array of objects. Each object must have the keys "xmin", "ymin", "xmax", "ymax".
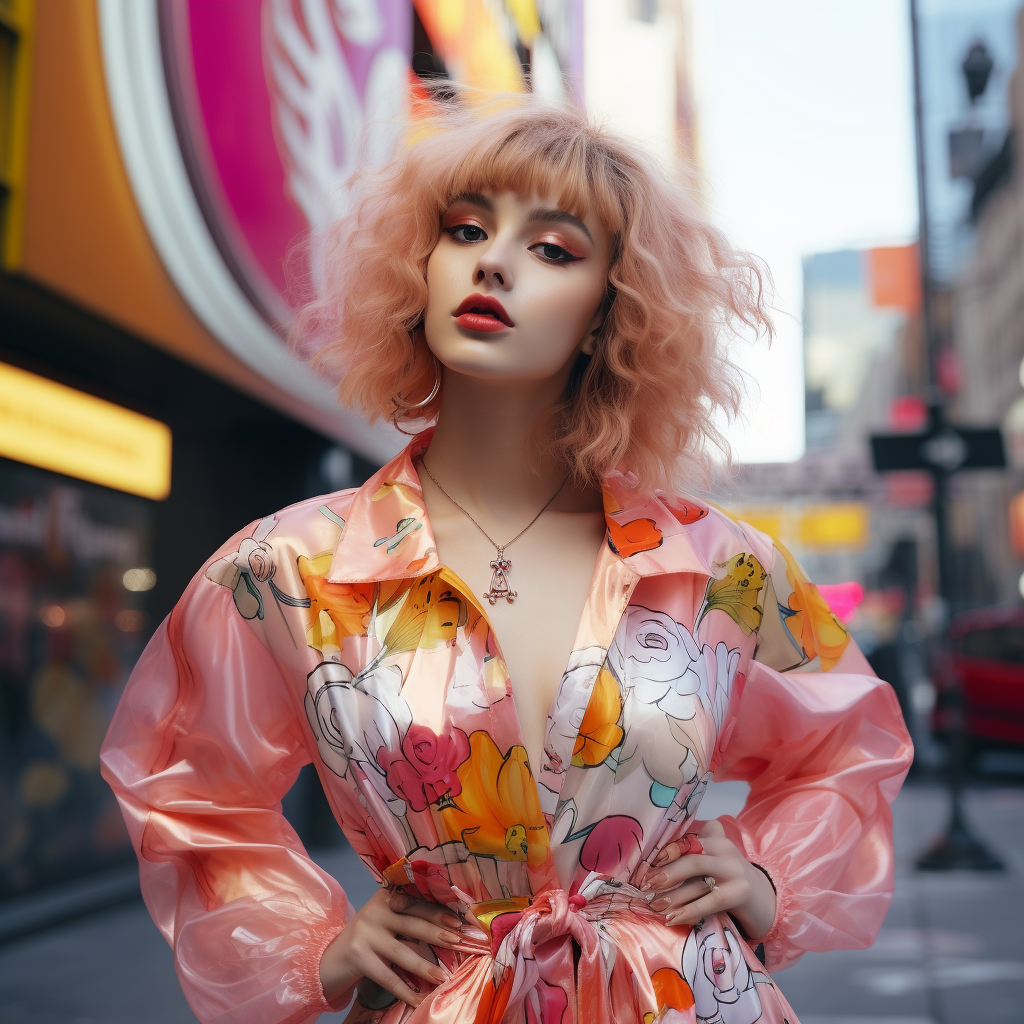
[{"xmin": 17, "ymin": 0, "xmax": 339, "ymax": 437}]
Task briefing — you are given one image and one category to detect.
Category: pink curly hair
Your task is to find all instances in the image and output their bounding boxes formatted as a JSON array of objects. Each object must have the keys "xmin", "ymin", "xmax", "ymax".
[{"xmin": 294, "ymin": 91, "xmax": 771, "ymax": 493}]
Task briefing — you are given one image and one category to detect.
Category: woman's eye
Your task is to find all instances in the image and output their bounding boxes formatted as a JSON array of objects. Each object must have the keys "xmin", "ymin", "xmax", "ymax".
[
  {"xmin": 447, "ymin": 224, "xmax": 486, "ymax": 242},
  {"xmin": 531, "ymin": 242, "xmax": 580, "ymax": 264}
]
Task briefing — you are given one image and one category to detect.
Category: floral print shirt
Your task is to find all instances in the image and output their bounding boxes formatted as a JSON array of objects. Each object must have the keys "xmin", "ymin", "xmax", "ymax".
[{"xmin": 101, "ymin": 432, "xmax": 913, "ymax": 1024}]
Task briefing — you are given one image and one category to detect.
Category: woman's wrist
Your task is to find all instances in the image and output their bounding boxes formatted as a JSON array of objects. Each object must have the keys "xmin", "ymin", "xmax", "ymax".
[
  {"xmin": 730, "ymin": 858, "xmax": 777, "ymax": 943},
  {"xmin": 319, "ymin": 930, "xmax": 359, "ymax": 1006}
]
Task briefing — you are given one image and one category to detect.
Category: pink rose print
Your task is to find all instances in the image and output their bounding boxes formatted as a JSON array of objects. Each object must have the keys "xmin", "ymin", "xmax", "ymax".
[
  {"xmin": 526, "ymin": 976, "xmax": 570, "ymax": 1024},
  {"xmin": 376, "ymin": 724, "xmax": 470, "ymax": 812},
  {"xmin": 579, "ymin": 815, "xmax": 644, "ymax": 875}
]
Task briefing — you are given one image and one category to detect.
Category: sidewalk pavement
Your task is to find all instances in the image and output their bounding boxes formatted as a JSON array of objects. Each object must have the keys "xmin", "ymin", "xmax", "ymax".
[{"xmin": 1, "ymin": 775, "xmax": 1021, "ymax": 1024}]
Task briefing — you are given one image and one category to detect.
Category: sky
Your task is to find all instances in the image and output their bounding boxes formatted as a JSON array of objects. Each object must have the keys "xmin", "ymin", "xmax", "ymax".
[{"xmin": 689, "ymin": 0, "xmax": 920, "ymax": 463}]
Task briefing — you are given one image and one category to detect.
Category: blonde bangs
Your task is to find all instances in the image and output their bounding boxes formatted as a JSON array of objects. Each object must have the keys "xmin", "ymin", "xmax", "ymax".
[{"xmin": 416, "ymin": 101, "xmax": 625, "ymax": 234}]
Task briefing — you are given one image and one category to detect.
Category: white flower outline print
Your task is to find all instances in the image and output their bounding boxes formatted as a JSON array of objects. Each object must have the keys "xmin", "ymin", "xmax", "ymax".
[{"xmin": 609, "ymin": 606, "xmax": 739, "ymax": 724}]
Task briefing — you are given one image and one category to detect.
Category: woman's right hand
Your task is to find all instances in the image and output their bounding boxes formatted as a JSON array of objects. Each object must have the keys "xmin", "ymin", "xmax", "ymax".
[{"xmin": 319, "ymin": 889, "xmax": 477, "ymax": 1008}]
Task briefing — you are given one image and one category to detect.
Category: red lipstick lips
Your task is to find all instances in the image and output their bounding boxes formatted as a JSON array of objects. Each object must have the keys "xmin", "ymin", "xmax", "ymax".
[{"xmin": 453, "ymin": 293, "xmax": 514, "ymax": 333}]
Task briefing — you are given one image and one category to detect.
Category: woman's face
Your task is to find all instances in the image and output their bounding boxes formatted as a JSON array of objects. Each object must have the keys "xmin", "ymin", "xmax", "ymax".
[{"xmin": 424, "ymin": 189, "xmax": 612, "ymax": 384}]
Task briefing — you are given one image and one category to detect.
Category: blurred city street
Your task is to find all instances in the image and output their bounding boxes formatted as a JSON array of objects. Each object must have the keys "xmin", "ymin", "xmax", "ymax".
[
  {"xmin": 2, "ymin": 773, "xmax": 1024, "ymax": 1024},
  {"xmin": 2, "ymin": 1, "xmax": 1024, "ymax": 1023}
]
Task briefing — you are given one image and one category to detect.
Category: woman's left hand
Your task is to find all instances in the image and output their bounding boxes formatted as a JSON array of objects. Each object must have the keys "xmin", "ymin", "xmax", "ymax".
[{"xmin": 640, "ymin": 819, "xmax": 776, "ymax": 942}]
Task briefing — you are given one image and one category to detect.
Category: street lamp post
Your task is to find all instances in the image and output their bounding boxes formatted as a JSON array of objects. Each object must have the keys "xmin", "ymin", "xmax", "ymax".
[{"xmin": 902, "ymin": 0, "xmax": 1003, "ymax": 873}]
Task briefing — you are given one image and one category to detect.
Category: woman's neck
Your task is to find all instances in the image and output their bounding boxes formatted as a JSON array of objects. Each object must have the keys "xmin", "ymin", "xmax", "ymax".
[{"xmin": 422, "ymin": 373, "xmax": 603, "ymax": 522}]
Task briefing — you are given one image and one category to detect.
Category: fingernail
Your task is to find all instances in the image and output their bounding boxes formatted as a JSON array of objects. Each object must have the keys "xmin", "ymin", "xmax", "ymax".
[
  {"xmin": 430, "ymin": 966, "xmax": 446, "ymax": 983},
  {"xmin": 443, "ymin": 914, "xmax": 462, "ymax": 929},
  {"xmin": 645, "ymin": 873, "xmax": 666, "ymax": 890},
  {"xmin": 650, "ymin": 897, "xmax": 670, "ymax": 911},
  {"xmin": 439, "ymin": 929, "xmax": 461, "ymax": 944}
]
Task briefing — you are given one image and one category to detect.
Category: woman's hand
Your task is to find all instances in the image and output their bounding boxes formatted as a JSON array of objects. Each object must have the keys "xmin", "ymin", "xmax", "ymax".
[
  {"xmin": 319, "ymin": 889, "xmax": 477, "ymax": 1009},
  {"xmin": 641, "ymin": 819, "xmax": 777, "ymax": 942}
]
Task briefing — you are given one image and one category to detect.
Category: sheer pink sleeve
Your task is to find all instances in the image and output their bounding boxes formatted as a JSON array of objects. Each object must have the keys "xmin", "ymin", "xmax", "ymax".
[
  {"xmin": 711, "ymin": 537, "xmax": 913, "ymax": 973},
  {"xmin": 100, "ymin": 543, "xmax": 350, "ymax": 1024}
]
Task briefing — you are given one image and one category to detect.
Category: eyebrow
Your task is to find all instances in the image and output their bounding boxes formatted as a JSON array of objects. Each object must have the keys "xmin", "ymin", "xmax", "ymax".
[
  {"xmin": 450, "ymin": 192, "xmax": 494, "ymax": 212},
  {"xmin": 448, "ymin": 193, "xmax": 593, "ymax": 245},
  {"xmin": 528, "ymin": 208, "xmax": 593, "ymax": 244}
]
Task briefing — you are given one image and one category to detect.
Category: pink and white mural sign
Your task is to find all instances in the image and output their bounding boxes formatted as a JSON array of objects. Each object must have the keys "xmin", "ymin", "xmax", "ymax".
[
  {"xmin": 99, "ymin": 0, "xmax": 582, "ymax": 455},
  {"xmin": 162, "ymin": 0, "xmax": 412, "ymax": 327}
]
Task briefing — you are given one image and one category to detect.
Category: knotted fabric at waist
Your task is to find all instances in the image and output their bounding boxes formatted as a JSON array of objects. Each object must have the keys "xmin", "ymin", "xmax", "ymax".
[{"xmin": 462, "ymin": 875, "xmax": 662, "ymax": 1024}]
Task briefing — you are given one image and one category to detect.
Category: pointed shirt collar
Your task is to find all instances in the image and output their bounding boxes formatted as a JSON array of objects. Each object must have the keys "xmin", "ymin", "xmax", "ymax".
[{"xmin": 326, "ymin": 430, "xmax": 714, "ymax": 584}]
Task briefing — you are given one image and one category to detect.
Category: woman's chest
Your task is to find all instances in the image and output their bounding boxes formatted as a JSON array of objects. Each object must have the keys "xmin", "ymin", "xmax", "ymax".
[
  {"xmin": 294, "ymin": 555, "xmax": 754, "ymax": 813},
  {"xmin": 291, "ymin": 562, "xmax": 756, "ymax": 896},
  {"xmin": 425, "ymin": 509, "xmax": 608, "ymax": 769}
]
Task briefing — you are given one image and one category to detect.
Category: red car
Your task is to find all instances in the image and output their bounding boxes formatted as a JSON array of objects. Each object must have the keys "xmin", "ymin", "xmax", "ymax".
[{"xmin": 932, "ymin": 606, "xmax": 1024, "ymax": 748}]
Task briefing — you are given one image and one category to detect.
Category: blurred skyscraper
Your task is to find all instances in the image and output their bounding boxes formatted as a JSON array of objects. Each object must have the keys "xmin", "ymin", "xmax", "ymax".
[
  {"xmin": 803, "ymin": 245, "xmax": 922, "ymax": 452},
  {"xmin": 584, "ymin": 0, "xmax": 696, "ymax": 167},
  {"xmin": 918, "ymin": 0, "xmax": 1021, "ymax": 284},
  {"xmin": 950, "ymin": 4, "xmax": 1024, "ymax": 605},
  {"xmin": 0, "ymin": 0, "xmax": 588, "ymax": 918}
]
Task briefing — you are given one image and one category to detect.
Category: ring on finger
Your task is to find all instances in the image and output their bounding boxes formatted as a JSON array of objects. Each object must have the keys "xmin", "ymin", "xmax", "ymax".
[
  {"xmin": 681, "ymin": 834, "xmax": 704, "ymax": 856},
  {"xmin": 703, "ymin": 875, "xmax": 716, "ymax": 892}
]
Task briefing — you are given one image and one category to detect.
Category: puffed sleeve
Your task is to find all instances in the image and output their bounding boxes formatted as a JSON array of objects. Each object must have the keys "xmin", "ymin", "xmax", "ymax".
[
  {"xmin": 711, "ymin": 536, "xmax": 913, "ymax": 973},
  {"xmin": 99, "ymin": 533, "xmax": 351, "ymax": 1024}
]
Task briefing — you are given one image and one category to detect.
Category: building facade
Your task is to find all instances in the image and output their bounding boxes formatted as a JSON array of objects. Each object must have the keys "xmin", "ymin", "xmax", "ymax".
[
  {"xmin": 0, "ymin": 0, "xmax": 585, "ymax": 908},
  {"xmin": 951, "ymin": 4, "xmax": 1024, "ymax": 605}
]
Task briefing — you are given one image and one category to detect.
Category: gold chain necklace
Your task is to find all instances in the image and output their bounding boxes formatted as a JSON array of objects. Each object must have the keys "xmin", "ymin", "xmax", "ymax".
[{"xmin": 418, "ymin": 456, "xmax": 568, "ymax": 605}]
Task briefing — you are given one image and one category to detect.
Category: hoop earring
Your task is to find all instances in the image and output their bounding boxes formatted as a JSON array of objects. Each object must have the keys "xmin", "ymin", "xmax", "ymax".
[{"xmin": 391, "ymin": 369, "xmax": 441, "ymax": 435}]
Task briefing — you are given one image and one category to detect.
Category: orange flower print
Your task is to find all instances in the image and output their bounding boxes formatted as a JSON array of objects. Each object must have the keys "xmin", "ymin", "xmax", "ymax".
[
  {"xmin": 441, "ymin": 731, "xmax": 549, "ymax": 866},
  {"xmin": 298, "ymin": 552, "xmax": 372, "ymax": 651},
  {"xmin": 643, "ymin": 966, "xmax": 695, "ymax": 1023},
  {"xmin": 668, "ymin": 499, "xmax": 709, "ymax": 526},
  {"xmin": 469, "ymin": 966, "xmax": 516, "ymax": 1024},
  {"xmin": 571, "ymin": 667, "xmax": 624, "ymax": 767},
  {"xmin": 607, "ymin": 516, "xmax": 664, "ymax": 558},
  {"xmin": 779, "ymin": 543, "xmax": 850, "ymax": 670}
]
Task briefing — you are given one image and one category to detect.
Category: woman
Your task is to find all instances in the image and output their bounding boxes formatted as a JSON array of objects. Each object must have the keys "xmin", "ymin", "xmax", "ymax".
[{"xmin": 101, "ymin": 95, "xmax": 912, "ymax": 1024}]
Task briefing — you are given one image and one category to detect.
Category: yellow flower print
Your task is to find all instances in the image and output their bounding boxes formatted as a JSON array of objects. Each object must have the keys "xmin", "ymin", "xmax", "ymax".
[
  {"xmin": 441, "ymin": 731, "xmax": 549, "ymax": 866},
  {"xmin": 571, "ymin": 668, "xmax": 624, "ymax": 767},
  {"xmin": 372, "ymin": 479, "xmax": 418, "ymax": 504},
  {"xmin": 778, "ymin": 542, "xmax": 850, "ymax": 671},
  {"xmin": 298, "ymin": 552, "xmax": 372, "ymax": 651},
  {"xmin": 377, "ymin": 572, "xmax": 469, "ymax": 657},
  {"xmin": 700, "ymin": 553, "xmax": 767, "ymax": 635}
]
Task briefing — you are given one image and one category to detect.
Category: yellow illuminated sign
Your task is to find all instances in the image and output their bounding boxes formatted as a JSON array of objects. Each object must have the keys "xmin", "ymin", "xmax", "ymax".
[
  {"xmin": 727, "ymin": 502, "xmax": 869, "ymax": 550},
  {"xmin": 733, "ymin": 508, "xmax": 782, "ymax": 540},
  {"xmin": 798, "ymin": 503, "xmax": 869, "ymax": 549},
  {"xmin": 0, "ymin": 361, "xmax": 171, "ymax": 499}
]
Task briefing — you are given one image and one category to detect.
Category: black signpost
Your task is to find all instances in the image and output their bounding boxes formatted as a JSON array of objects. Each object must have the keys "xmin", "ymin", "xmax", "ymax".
[
  {"xmin": 879, "ymin": 0, "xmax": 1011, "ymax": 873},
  {"xmin": 871, "ymin": 404, "xmax": 1006, "ymax": 871},
  {"xmin": 871, "ymin": 416, "xmax": 1005, "ymax": 476}
]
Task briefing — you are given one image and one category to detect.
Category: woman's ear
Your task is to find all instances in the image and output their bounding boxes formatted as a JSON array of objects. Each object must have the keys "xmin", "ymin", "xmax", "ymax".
[{"xmin": 580, "ymin": 311, "xmax": 603, "ymax": 357}]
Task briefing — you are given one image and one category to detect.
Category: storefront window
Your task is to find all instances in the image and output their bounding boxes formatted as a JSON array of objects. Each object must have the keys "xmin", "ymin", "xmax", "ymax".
[{"xmin": 0, "ymin": 460, "xmax": 154, "ymax": 897}]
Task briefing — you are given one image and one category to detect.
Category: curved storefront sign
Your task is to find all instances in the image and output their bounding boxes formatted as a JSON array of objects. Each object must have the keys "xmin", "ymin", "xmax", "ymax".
[
  {"xmin": 97, "ymin": 0, "xmax": 578, "ymax": 461},
  {"xmin": 98, "ymin": 0, "xmax": 412, "ymax": 461}
]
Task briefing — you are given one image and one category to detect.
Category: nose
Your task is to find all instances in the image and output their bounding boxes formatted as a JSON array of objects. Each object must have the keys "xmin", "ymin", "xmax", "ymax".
[{"xmin": 474, "ymin": 237, "xmax": 513, "ymax": 290}]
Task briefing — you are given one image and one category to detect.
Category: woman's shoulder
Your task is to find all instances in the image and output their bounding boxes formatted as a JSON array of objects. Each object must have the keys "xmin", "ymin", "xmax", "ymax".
[
  {"xmin": 268, "ymin": 486, "xmax": 361, "ymax": 550},
  {"xmin": 648, "ymin": 486, "xmax": 777, "ymax": 570},
  {"xmin": 200, "ymin": 486, "xmax": 361, "ymax": 625}
]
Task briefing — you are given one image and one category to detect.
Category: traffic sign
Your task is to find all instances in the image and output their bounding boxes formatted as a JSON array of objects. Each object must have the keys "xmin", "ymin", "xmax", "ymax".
[{"xmin": 871, "ymin": 425, "xmax": 1005, "ymax": 474}]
